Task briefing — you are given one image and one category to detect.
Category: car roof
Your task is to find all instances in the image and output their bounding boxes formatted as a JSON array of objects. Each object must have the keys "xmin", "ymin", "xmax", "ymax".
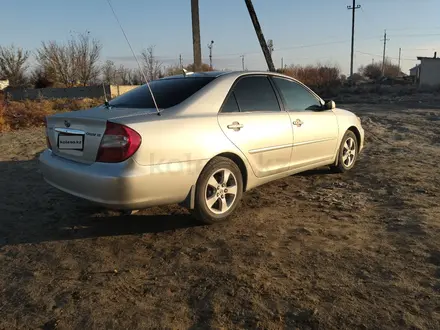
[
  {"xmin": 162, "ymin": 70, "xmax": 294, "ymax": 80},
  {"xmin": 162, "ymin": 71, "xmax": 231, "ymax": 79}
]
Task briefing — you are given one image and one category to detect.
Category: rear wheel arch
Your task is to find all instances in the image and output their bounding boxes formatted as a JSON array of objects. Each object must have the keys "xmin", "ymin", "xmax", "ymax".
[{"xmin": 214, "ymin": 152, "xmax": 248, "ymax": 192}]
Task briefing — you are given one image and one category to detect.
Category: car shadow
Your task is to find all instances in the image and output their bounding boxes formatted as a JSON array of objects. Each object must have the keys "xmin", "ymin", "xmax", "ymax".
[
  {"xmin": 0, "ymin": 158, "xmax": 202, "ymax": 247},
  {"xmin": 294, "ymin": 166, "xmax": 337, "ymax": 177}
]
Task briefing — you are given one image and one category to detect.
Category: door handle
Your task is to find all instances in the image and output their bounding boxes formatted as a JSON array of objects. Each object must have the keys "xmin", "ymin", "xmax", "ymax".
[
  {"xmin": 293, "ymin": 119, "xmax": 303, "ymax": 127},
  {"xmin": 227, "ymin": 121, "xmax": 244, "ymax": 131}
]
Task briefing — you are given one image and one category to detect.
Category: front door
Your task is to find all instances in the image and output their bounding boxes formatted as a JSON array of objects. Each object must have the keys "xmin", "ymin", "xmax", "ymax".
[
  {"xmin": 271, "ymin": 77, "xmax": 339, "ymax": 169},
  {"xmin": 217, "ymin": 75, "xmax": 293, "ymax": 178}
]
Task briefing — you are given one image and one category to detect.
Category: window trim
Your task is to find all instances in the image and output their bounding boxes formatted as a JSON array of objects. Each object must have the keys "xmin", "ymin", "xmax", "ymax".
[
  {"xmin": 269, "ymin": 76, "xmax": 326, "ymax": 112},
  {"xmin": 219, "ymin": 74, "xmax": 284, "ymax": 114}
]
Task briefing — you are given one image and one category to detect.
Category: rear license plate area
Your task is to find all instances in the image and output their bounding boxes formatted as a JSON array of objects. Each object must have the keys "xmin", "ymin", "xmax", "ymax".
[{"xmin": 57, "ymin": 133, "xmax": 84, "ymax": 151}]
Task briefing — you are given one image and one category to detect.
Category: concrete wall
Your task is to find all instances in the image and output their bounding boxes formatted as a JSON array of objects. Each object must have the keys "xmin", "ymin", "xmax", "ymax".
[
  {"xmin": 6, "ymin": 85, "xmax": 140, "ymax": 101},
  {"xmin": 110, "ymin": 85, "xmax": 139, "ymax": 98},
  {"xmin": 419, "ymin": 59, "xmax": 440, "ymax": 87}
]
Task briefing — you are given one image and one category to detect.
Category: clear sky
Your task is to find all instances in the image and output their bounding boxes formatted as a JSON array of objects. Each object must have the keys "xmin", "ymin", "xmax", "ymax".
[{"xmin": 1, "ymin": 0, "xmax": 439, "ymax": 75}]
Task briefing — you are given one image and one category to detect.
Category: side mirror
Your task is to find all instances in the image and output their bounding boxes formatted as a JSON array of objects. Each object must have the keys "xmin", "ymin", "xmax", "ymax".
[{"xmin": 324, "ymin": 100, "xmax": 336, "ymax": 110}]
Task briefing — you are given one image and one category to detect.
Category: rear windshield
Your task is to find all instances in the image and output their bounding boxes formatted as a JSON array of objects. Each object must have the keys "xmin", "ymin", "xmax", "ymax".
[{"xmin": 108, "ymin": 77, "xmax": 216, "ymax": 109}]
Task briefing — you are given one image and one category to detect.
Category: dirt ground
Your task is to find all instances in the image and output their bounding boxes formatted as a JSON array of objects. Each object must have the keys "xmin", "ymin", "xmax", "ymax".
[{"xmin": 1, "ymin": 99, "xmax": 440, "ymax": 330}]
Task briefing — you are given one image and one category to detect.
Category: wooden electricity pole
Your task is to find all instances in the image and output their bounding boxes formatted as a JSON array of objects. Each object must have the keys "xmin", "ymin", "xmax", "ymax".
[
  {"xmin": 244, "ymin": 0, "xmax": 275, "ymax": 72},
  {"xmin": 381, "ymin": 29, "xmax": 390, "ymax": 76},
  {"xmin": 347, "ymin": 0, "xmax": 361, "ymax": 78},
  {"xmin": 191, "ymin": 0, "xmax": 202, "ymax": 72}
]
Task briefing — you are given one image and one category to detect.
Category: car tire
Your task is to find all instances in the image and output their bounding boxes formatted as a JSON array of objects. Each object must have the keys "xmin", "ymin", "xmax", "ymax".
[
  {"xmin": 191, "ymin": 156, "xmax": 243, "ymax": 224},
  {"xmin": 331, "ymin": 130, "xmax": 358, "ymax": 173}
]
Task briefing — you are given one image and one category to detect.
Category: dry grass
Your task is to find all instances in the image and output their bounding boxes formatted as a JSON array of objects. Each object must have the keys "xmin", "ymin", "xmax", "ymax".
[
  {"xmin": 280, "ymin": 64, "xmax": 342, "ymax": 88},
  {"xmin": 0, "ymin": 97, "xmax": 103, "ymax": 132}
]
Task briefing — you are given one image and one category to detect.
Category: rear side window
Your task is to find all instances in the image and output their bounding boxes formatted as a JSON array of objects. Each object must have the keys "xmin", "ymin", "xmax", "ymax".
[
  {"xmin": 233, "ymin": 76, "xmax": 280, "ymax": 112},
  {"xmin": 221, "ymin": 92, "xmax": 240, "ymax": 113},
  {"xmin": 109, "ymin": 77, "xmax": 215, "ymax": 109}
]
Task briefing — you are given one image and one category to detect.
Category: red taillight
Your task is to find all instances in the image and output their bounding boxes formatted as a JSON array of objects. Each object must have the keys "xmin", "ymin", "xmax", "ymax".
[
  {"xmin": 96, "ymin": 122, "xmax": 142, "ymax": 163},
  {"xmin": 44, "ymin": 117, "xmax": 52, "ymax": 150}
]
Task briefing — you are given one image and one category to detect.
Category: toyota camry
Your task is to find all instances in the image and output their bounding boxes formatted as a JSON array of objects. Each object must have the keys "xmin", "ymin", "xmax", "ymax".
[{"xmin": 40, "ymin": 71, "xmax": 364, "ymax": 224}]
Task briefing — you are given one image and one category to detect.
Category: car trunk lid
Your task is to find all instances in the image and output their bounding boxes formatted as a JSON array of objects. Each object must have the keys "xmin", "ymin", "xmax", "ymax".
[{"xmin": 46, "ymin": 106, "xmax": 158, "ymax": 164}]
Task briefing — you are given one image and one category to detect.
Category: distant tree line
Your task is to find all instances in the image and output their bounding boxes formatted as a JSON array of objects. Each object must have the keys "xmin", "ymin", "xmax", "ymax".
[
  {"xmin": 0, "ymin": 31, "xmax": 404, "ymax": 89},
  {"xmin": 0, "ymin": 32, "xmax": 213, "ymax": 89}
]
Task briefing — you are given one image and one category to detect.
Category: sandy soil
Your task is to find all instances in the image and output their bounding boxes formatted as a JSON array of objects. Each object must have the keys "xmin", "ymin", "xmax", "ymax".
[{"xmin": 1, "ymin": 101, "xmax": 440, "ymax": 330}]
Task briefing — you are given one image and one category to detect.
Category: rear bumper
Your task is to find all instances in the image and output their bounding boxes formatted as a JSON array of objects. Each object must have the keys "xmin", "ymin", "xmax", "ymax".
[{"xmin": 39, "ymin": 149, "xmax": 203, "ymax": 210}]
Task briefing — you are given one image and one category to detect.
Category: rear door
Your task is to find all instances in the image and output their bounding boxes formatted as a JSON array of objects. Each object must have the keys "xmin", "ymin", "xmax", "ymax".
[
  {"xmin": 217, "ymin": 75, "xmax": 293, "ymax": 178},
  {"xmin": 271, "ymin": 77, "xmax": 339, "ymax": 169}
]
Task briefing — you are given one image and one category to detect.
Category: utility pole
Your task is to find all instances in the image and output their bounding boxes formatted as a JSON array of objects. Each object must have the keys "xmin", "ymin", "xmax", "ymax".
[
  {"xmin": 281, "ymin": 57, "xmax": 284, "ymax": 70},
  {"xmin": 191, "ymin": 0, "xmax": 202, "ymax": 72},
  {"xmin": 347, "ymin": 0, "xmax": 361, "ymax": 78},
  {"xmin": 398, "ymin": 47, "xmax": 401, "ymax": 72},
  {"xmin": 179, "ymin": 54, "xmax": 183, "ymax": 69},
  {"xmin": 381, "ymin": 29, "xmax": 390, "ymax": 76},
  {"xmin": 244, "ymin": 0, "xmax": 276, "ymax": 72},
  {"xmin": 240, "ymin": 55, "xmax": 245, "ymax": 71},
  {"xmin": 208, "ymin": 40, "xmax": 214, "ymax": 70}
]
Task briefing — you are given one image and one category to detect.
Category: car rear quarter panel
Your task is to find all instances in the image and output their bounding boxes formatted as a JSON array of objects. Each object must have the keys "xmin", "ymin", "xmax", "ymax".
[{"xmin": 118, "ymin": 113, "xmax": 248, "ymax": 175}]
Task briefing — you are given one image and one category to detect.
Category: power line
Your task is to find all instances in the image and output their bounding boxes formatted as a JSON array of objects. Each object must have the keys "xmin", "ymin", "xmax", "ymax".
[{"xmin": 356, "ymin": 50, "xmax": 418, "ymax": 61}]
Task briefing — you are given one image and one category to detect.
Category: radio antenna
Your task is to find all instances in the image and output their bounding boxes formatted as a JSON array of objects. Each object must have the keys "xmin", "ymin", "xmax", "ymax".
[
  {"xmin": 105, "ymin": 0, "xmax": 161, "ymax": 116},
  {"xmin": 102, "ymin": 82, "xmax": 110, "ymax": 108}
]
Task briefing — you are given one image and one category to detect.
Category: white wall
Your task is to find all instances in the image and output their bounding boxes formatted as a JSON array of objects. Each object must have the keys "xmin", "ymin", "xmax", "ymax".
[{"xmin": 420, "ymin": 59, "xmax": 440, "ymax": 87}]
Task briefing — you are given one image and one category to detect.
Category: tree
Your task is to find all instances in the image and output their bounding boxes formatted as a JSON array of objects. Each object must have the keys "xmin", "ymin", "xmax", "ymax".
[
  {"xmin": 0, "ymin": 45, "xmax": 30, "ymax": 87},
  {"xmin": 359, "ymin": 59, "xmax": 400, "ymax": 80},
  {"xmin": 118, "ymin": 65, "xmax": 132, "ymax": 85},
  {"xmin": 165, "ymin": 64, "xmax": 184, "ymax": 77},
  {"xmin": 36, "ymin": 31, "xmax": 102, "ymax": 87},
  {"xmin": 130, "ymin": 69, "xmax": 144, "ymax": 85},
  {"xmin": 140, "ymin": 45, "xmax": 162, "ymax": 81},
  {"xmin": 102, "ymin": 60, "xmax": 118, "ymax": 84},
  {"xmin": 30, "ymin": 67, "xmax": 55, "ymax": 88},
  {"xmin": 75, "ymin": 32, "xmax": 102, "ymax": 86},
  {"xmin": 185, "ymin": 63, "xmax": 213, "ymax": 72}
]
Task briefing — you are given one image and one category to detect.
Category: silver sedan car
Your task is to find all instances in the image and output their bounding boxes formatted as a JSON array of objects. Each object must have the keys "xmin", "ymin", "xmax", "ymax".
[{"xmin": 40, "ymin": 71, "xmax": 364, "ymax": 224}]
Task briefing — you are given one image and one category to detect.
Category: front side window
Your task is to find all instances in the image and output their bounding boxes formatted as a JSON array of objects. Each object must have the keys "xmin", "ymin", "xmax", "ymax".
[
  {"xmin": 233, "ymin": 76, "xmax": 280, "ymax": 112},
  {"xmin": 109, "ymin": 77, "xmax": 215, "ymax": 109},
  {"xmin": 273, "ymin": 77, "xmax": 322, "ymax": 111}
]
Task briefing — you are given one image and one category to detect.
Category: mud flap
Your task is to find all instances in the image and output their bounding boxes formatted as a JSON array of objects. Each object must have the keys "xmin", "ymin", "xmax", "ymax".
[{"xmin": 179, "ymin": 185, "xmax": 196, "ymax": 210}]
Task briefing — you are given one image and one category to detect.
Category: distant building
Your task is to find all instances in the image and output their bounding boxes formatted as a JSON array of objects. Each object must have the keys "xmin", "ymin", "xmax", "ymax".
[
  {"xmin": 0, "ymin": 79, "xmax": 9, "ymax": 90},
  {"xmin": 409, "ymin": 64, "xmax": 420, "ymax": 77},
  {"xmin": 416, "ymin": 52, "xmax": 440, "ymax": 87}
]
